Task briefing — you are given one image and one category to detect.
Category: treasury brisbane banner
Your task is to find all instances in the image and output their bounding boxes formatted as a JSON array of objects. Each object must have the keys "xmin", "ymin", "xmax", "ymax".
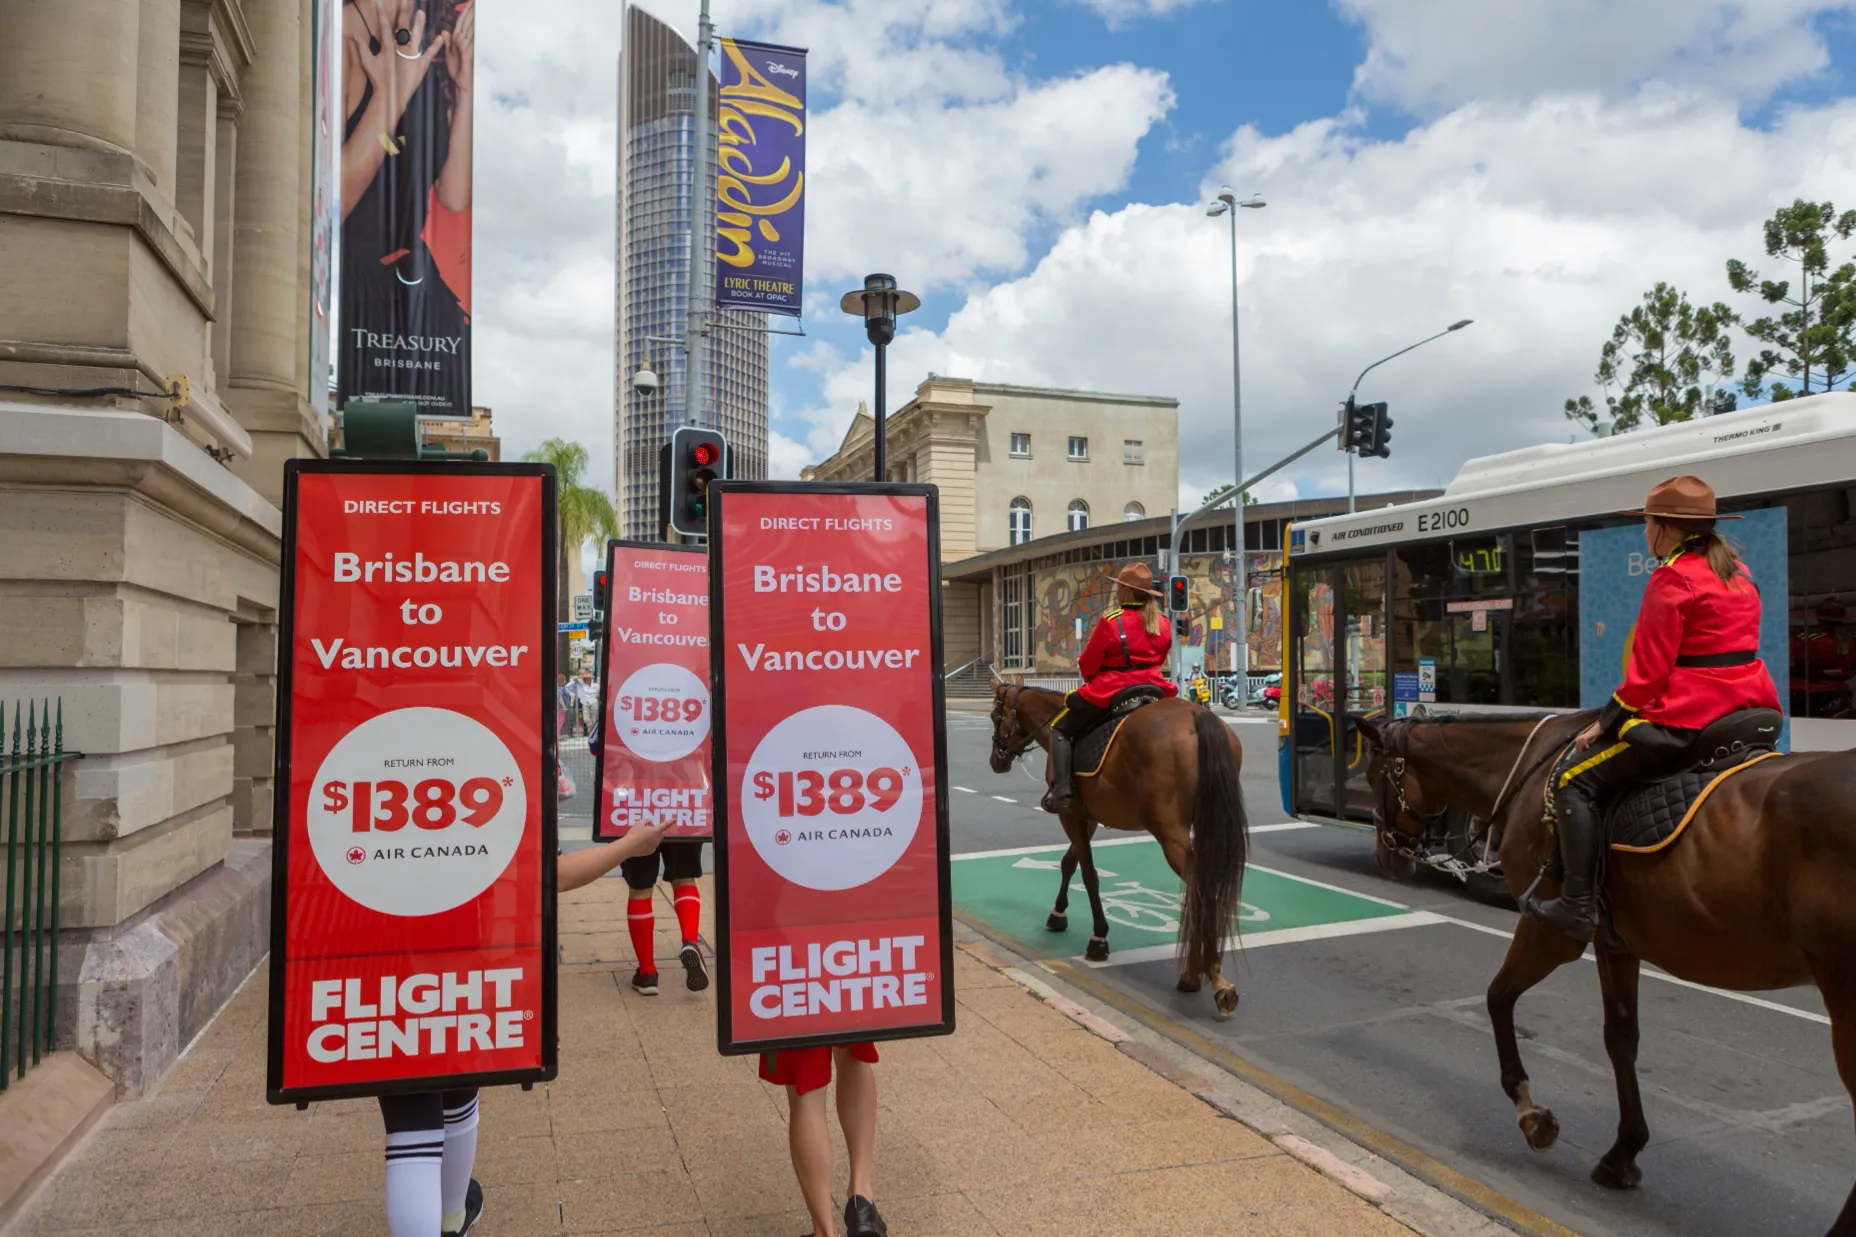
[
  {"xmin": 337, "ymin": 0, "xmax": 475, "ymax": 417},
  {"xmin": 709, "ymin": 483, "xmax": 954, "ymax": 1055},
  {"xmin": 267, "ymin": 461, "xmax": 557, "ymax": 1103},
  {"xmin": 594, "ymin": 540, "xmax": 714, "ymax": 841},
  {"xmin": 715, "ymin": 38, "xmax": 806, "ymax": 317}
]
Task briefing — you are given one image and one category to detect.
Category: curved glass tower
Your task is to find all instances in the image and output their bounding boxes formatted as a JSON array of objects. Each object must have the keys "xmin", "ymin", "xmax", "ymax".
[{"xmin": 614, "ymin": 2, "xmax": 770, "ymax": 538}]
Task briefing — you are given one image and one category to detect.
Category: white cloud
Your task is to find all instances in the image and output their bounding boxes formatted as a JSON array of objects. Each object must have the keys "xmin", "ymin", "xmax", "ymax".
[
  {"xmin": 783, "ymin": 88, "xmax": 1856, "ymax": 505},
  {"xmin": 1341, "ymin": 0, "xmax": 1855, "ymax": 113},
  {"xmin": 1062, "ymin": 0, "xmax": 1220, "ymax": 31}
]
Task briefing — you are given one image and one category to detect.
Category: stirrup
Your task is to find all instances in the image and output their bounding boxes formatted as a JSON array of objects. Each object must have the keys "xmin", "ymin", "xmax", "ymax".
[{"xmin": 1520, "ymin": 888, "xmax": 1596, "ymax": 944}]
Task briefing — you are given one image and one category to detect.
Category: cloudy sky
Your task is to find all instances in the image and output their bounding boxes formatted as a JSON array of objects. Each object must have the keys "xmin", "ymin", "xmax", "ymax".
[{"xmin": 467, "ymin": 0, "xmax": 1856, "ymax": 508}]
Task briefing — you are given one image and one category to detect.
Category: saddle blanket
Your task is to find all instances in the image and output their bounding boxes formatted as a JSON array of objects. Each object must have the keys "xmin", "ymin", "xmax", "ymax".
[
  {"xmin": 1075, "ymin": 693, "xmax": 1162, "ymax": 777},
  {"xmin": 1605, "ymin": 749, "xmax": 1783, "ymax": 853}
]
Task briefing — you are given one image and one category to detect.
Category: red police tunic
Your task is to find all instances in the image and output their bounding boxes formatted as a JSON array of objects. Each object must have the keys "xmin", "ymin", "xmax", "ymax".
[
  {"xmin": 1606, "ymin": 541, "xmax": 1780, "ymax": 732},
  {"xmin": 1077, "ymin": 607, "xmax": 1177, "ymax": 707}
]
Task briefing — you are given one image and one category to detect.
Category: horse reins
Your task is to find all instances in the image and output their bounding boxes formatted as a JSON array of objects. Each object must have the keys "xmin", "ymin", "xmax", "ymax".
[
  {"xmin": 991, "ymin": 685, "xmax": 1050, "ymax": 767},
  {"xmin": 1378, "ymin": 713, "xmax": 1563, "ymax": 859}
]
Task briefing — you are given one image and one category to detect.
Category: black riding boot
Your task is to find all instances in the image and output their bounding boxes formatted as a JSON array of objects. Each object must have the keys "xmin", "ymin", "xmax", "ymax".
[
  {"xmin": 1522, "ymin": 790, "xmax": 1600, "ymax": 943},
  {"xmin": 1042, "ymin": 732, "xmax": 1076, "ymax": 815}
]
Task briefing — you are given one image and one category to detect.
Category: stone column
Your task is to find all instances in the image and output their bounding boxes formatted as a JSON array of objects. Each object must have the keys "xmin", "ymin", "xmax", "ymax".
[
  {"xmin": 210, "ymin": 101, "xmax": 240, "ymax": 392},
  {"xmin": 0, "ymin": 0, "xmax": 140, "ymax": 157},
  {"xmin": 174, "ymin": 51, "xmax": 219, "ymax": 267},
  {"xmin": 135, "ymin": 0, "xmax": 182, "ymax": 205}
]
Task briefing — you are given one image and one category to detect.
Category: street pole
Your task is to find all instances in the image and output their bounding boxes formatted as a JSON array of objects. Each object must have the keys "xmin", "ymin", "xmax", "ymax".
[
  {"xmin": 683, "ymin": 0, "xmax": 713, "ymax": 430},
  {"xmin": 1223, "ymin": 204, "xmax": 1250, "ymax": 699},
  {"xmin": 873, "ymin": 339, "xmax": 886, "ymax": 482}
]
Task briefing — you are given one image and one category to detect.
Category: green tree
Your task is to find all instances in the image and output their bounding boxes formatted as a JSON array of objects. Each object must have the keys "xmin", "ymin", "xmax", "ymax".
[
  {"xmin": 1726, "ymin": 198, "xmax": 1856, "ymax": 401},
  {"xmin": 1201, "ymin": 484, "xmax": 1257, "ymax": 507},
  {"xmin": 522, "ymin": 438, "xmax": 619, "ymax": 670},
  {"xmin": 1564, "ymin": 282, "xmax": 1737, "ymax": 435}
]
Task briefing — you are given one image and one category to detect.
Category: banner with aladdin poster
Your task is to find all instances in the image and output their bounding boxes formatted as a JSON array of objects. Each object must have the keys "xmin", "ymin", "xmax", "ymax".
[
  {"xmin": 709, "ymin": 482, "xmax": 954, "ymax": 1055},
  {"xmin": 336, "ymin": 0, "xmax": 475, "ymax": 418},
  {"xmin": 715, "ymin": 38, "xmax": 806, "ymax": 318},
  {"xmin": 594, "ymin": 540, "xmax": 714, "ymax": 841},
  {"xmin": 267, "ymin": 460, "xmax": 557, "ymax": 1103}
]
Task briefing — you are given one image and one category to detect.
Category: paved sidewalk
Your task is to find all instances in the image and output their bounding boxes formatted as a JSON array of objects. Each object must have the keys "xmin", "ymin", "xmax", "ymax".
[{"xmin": 8, "ymin": 876, "xmax": 1419, "ymax": 1237}]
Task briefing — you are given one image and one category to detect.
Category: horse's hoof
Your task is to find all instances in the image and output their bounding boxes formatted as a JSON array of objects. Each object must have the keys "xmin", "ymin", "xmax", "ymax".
[
  {"xmin": 1176, "ymin": 976, "xmax": 1202, "ymax": 993},
  {"xmin": 1213, "ymin": 987, "xmax": 1239, "ymax": 1020},
  {"xmin": 1046, "ymin": 913, "xmax": 1068, "ymax": 932},
  {"xmin": 1591, "ymin": 1156, "xmax": 1641, "ymax": 1190},
  {"xmin": 1085, "ymin": 937, "xmax": 1110, "ymax": 962},
  {"xmin": 1518, "ymin": 1107, "xmax": 1560, "ymax": 1152}
]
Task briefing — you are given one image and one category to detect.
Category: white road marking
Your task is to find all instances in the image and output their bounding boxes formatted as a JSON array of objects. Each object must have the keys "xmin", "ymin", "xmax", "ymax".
[
  {"xmin": 952, "ymin": 837, "xmax": 1154, "ymax": 861},
  {"xmin": 1080, "ymin": 911, "xmax": 1447, "ymax": 968},
  {"xmin": 953, "ymin": 786, "xmax": 976, "ymax": 793},
  {"xmin": 1250, "ymin": 822, "xmax": 1321, "ymax": 834},
  {"xmin": 990, "ymin": 795, "xmax": 1017, "ymax": 804},
  {"xmin": 1248, "ymin": 863, "xmax": 1414, "ymax": 910},
  {"xmin": 1434, "ymin": 915, "xmax": 1831, "ymax": 1025}
]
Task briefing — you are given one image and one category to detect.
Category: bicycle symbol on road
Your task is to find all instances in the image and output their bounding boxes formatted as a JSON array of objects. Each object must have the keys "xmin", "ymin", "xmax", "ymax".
[{"xmin": 1067, "ymin": 877, "xmax": 1268, "ymax": 935}]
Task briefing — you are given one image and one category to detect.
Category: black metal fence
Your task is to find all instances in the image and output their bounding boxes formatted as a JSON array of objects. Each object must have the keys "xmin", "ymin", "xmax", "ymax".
[{"xmin": 2, "ymin": 701, "xmax": 79, "ymax": 1090}]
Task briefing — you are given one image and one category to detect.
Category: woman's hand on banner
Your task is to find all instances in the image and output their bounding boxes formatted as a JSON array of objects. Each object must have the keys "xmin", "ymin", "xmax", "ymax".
[
  {"xmin": 445, "ymin": 2, "xmax": 474, "ymax": 95},
  {"xmin": 557, "ymin": 820, "xmax": 673, "ymax": 894}
]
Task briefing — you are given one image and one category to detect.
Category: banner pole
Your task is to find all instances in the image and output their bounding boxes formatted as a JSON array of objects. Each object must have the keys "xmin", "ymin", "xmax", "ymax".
[{"xmin": 686, "ymin": 0, "xmax": 713, "ymax": 429}]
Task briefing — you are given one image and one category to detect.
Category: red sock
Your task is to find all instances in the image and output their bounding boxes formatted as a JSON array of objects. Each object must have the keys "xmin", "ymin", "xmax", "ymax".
[
  {"xmin": 673, "ymin": 885, "xmax": 701, "ymax": 945},
  {"xmin": 627, "ymin": 896, "xmax": 656, "ymax": 974}
]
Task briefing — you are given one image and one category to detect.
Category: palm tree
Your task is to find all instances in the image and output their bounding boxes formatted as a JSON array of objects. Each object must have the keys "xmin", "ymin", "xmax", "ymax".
[{"xmin": 523, "ymin": 438, "xmax": 619, "ymax": 671}]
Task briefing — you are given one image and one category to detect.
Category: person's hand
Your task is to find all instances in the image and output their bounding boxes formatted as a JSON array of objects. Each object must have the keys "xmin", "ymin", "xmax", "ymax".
[
  {"xmin": 445, "ymin": 1, "xmax": 474, "ymax": 95},
  {"xmin": 1575, "ymin": 720, "xmax": 1603, "ymax": 751},
  {"xmin": 626, "ymin": 819, "xmax": 671, "ymax": 857},
  {"xmin": 382, "ymin": 0, "xmax": 448, "ymax": 129}
]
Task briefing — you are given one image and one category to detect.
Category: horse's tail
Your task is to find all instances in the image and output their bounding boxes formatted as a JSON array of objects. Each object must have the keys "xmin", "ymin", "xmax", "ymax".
[{"xmin": 1179, "ymin": 708, "xmax": 1249, "ymax": 982}]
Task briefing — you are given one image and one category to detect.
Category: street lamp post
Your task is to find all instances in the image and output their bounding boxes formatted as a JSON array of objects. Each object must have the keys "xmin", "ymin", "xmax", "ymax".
[
  {"xmin": 839, "ymin": 274, "xmax": 921, "ymax": 482},
  {"xmin": 1343, "ymin": 319, "xmax": 1474, "ymax": 513},
  {"xmin": 1206, "ymin": 188, "xmax": 1265, "ymax": 700},
  {"xmin": 683, "ymin": 0, "xmax": 714, "ymax": 429}
]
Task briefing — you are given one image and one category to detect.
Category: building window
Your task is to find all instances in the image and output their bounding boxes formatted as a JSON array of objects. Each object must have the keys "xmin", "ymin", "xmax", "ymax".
[
  {"xmin": 1068, "ymin": 436, "xmax": 1088, "ymax": 460},
  {"xmin": 1010, "ymin": 432, "xmax": 1031, "ymax": 457},
  {"xmin": 1124, "ymin": 439, "xmax": 1143, "ymax": 463},
  {"xmin": 1000, "ymin": 564, "xmax": 1036, "ymax": 669},
  {"xmin": 1123, "ymin": 501, "xmax": 1145, "ymax": 522},
  {"xmin": 1009, "ymin": 497, "xmax": 1033, "ymax": 546},
  {"xmin": 1068, "ymin": 500, "xmax": 1090, "ymax": 532}
]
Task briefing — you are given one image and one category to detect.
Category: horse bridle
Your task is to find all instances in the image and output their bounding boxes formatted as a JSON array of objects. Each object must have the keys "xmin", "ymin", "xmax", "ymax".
[
  {"xmin": 1373, "ymin": 714, "xmax": 1561, "ymax": 862},
  {"xmin": 990, "ymin": 685, "xmax": 1049, "ymax": 768}
]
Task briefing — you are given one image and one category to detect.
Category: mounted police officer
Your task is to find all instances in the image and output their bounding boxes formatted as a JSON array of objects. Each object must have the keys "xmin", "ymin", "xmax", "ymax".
[
  {"xmin": 1043, "ymin": 562, "xmax": 1177, "ymax": 815},
  {"xmin": 1522, "ymin": 475, "xmax": 1782, "ymax": 942}
]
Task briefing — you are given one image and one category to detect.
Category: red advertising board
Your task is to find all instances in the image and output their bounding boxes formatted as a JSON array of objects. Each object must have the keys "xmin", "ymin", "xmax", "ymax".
[
  {"xmin": 709, "ymin": 483, "xmax": 954, "ymax": 1054},
  {"xmin": 267, "ymin": 460, "xmax": 557, "ymax": 1103},
  {"xmin": 593, "ymin": 540, "xmax": 712, "ymax": 839}
]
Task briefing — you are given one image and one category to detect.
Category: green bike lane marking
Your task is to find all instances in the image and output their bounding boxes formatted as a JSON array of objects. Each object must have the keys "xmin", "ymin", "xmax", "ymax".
[{"xmin": 951, "ymin": 836, "xmax": 1444, "ymax": 968}]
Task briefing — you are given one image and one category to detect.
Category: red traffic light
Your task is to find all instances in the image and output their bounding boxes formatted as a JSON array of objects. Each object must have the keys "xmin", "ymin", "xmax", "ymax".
[{"xmin": 690, "ymin": 442, "xmax": 719, "ymax": 467}]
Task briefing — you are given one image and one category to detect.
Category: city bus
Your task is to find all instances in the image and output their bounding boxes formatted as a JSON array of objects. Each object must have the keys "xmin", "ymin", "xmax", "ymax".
[{"xmin": 1277, "ymin": 391, "xmax": 1856, "ymax": 886}]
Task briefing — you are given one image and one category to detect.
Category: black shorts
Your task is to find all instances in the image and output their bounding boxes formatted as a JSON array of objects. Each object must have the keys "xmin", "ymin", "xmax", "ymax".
[
  {"xmin": 379, "ymin": 1088, "xmax": 478, "ymax": 1133},
  {"xmin": 621, "ymin": 838, "xmax": 705, "ymax": 890}
]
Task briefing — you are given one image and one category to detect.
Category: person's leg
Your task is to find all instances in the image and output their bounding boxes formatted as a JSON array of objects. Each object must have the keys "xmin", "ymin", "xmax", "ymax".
[
  {"xmin": 836, "ymin": 1049, "xmax": 877, "ymax": 1202},
  {"xmin": 380, "ymin": 1092, "xmax": 446, "ymax": 1237},
  {"xmin": 786, "ymin": 1083, "xmax": 838, "ymax": 1237},
  {"xmin": 622, "ymin": 849, "xmax": 664, "ymax": 992},
  {"xmin": 666, "ymin": 842, "xmax": 709, "ymax": 990},
  {"xmin": 1523, "ymin": 731, "xmax": 1670, "ymax": 940},
  {"xmin": 438, "ymin": 1089, "xmax": 482, "ymax": 1235},
  {"xmin": 1041, "ymin": 693, "xmax": 1096, "ymax": 815}
]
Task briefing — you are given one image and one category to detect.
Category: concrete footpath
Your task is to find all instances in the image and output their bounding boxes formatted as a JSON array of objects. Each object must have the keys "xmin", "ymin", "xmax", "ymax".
[{"xmin": 4, "ymin": 875, "xmax": 1496, "ymax": 1237}]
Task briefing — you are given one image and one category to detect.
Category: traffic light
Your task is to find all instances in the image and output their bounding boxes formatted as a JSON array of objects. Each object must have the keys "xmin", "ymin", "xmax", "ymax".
[
  {"xmin": 593, "ymin": 569, "xmax": 609, "ymax": 612},
  {"xmin": 1343, "ymin": 397, "xmax": 1371, "ymax": 452},
  {"xmin": 664, "ymin": 426, "xmax": 728, "ymax": 538},
  {"xmin": 1167, "ymin": 575, "xmax": 1190, "ymax": 613},
  {"xmin": 1361, "ymin": 402, "xmax": 1392, "ymax": 459}
]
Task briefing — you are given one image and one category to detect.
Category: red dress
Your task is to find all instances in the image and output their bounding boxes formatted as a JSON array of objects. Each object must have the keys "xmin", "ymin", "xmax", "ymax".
[
  {"xmin": 1606, "ymin": 543, "xmax": 1781, "ymax": 731},
  {"xmin": 1077, "ymin": 607, "xmax": 1177, "ymax": 707}
]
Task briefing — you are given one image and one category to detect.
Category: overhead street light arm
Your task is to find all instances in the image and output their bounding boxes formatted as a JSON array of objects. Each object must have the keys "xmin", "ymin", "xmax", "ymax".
[{"xmin": 1348, "ymin": 319, "xmax": 1474, "ymax": 399}]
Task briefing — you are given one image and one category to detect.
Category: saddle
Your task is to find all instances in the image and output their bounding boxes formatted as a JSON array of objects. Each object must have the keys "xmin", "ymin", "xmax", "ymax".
[
  {"xmin": 1075, "ymin": 685, "xmax": 1166, "ymax": 778},
  {"xmin": 1585, "ymin": 709, "xmax": 1785, "ymax": 853}
]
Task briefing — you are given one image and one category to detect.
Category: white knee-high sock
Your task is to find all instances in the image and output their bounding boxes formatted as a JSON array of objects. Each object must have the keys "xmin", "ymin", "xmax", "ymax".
[
  {"xmin": 440, "ymin": 1092, "xmax": 480, "ymax": 1230},
  {"xmin": 384, "ymin": 1130, "xmax": 445, "ymax": 1237}
]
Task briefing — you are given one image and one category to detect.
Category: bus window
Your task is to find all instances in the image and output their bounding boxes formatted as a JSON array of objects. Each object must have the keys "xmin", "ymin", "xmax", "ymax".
[
  {"xmin": 1341, "ymin": 557, "xmax": 1387, "ymax": 817},
  {"xmin": 1394, "ymin": 542, "xmax": 1506, "ymax": 706},
  {"xmin": 1511, "ymin": 526, "xmax": 1579, "ymax": 708}
]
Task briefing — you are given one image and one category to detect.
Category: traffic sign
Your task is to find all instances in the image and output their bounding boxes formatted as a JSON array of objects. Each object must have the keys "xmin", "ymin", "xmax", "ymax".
[
  {"xmin": 268, "ymin": 461, "xmax": 558, "ymax": 1104},
  {"xmin": 709, "ymin": 482, "xmax": 953, "ymax": 1056}
]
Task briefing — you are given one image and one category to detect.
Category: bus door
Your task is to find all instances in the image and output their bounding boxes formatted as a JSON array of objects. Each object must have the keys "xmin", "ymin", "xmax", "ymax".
[
  {"xmin": 1290, "ymin": 563, "xmax": 1339, "ymax": 817},
  {"xmin": 1339, "ymin": 557, "xmax": 1388, "ymax": 819},
  {"xmin": 1291, "ymin": 554, "xmax": 1387, "ymax": 821}
]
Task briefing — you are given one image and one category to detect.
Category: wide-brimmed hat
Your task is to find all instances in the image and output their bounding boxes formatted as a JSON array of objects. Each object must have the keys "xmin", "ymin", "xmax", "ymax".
[
  {"xmin": 1105, "ymin": 561, "xmax": 1164, "ymax": 598},
  {"xmin": 1618, "ymin": 474, "xmax": 1741, "ymax": 520}
]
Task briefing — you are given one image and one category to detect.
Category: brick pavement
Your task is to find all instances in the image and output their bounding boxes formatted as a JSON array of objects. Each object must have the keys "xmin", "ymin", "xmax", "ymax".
[{"xmin": 8, "ymin": 876, "xmax": 1417, "ymax": 1237}]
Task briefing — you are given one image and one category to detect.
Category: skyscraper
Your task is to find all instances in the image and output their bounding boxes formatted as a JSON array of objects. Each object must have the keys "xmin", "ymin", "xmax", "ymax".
[{"xmin": 614, "ymin": 2, "xmax": 769, "ymax": 539}]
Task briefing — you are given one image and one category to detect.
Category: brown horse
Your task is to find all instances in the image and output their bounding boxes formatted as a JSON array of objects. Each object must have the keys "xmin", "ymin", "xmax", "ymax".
[
  {"xmin": 1359, "ymin": 711, "xmax": 1856, "ymax": 1233},
  {"xmin": 988, "ymin": 683, "xmax": 1250, "ymax": 1018}
]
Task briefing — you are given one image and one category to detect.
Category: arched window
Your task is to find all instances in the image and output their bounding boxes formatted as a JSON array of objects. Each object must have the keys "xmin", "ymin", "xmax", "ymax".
[
  {"xmin": 1009, "ymin": 497, "xmax": 1033, "ymax": 546},
  {"xmin": 1123, "ymin": 501, "xmax": 1145, "ymax": 522},
  {"xmin": 1067, "ymin": 500, "xmax": 1090, "ymax": 532}
]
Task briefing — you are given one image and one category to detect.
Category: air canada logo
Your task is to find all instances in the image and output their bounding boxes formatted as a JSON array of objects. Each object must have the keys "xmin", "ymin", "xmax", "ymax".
[
  {"xmin": 742, "ymin": 705, "xmax": 923, "ymax": 891},
  {"xmin": 346, "ymin": 847, "xmax": 366, "ymax": 865}
]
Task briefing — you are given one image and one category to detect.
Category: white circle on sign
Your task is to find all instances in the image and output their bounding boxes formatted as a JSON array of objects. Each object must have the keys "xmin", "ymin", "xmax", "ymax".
[
  {"xmin": 612, "ymin": 663, "xmax": 711, "ymax": 762},
  {"xmin": 742, "ymin": 705, "xmax": 923, "ymax": 891},
  {"xmin": 307, "ymin": 707, "xmax": 526, "ymax": 917}
]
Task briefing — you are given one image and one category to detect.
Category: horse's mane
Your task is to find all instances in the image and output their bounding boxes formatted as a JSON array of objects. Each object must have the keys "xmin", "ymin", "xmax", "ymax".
[{"xmin": 1404, "ymin": 710, "xmax": 1590, "ymax": 726}]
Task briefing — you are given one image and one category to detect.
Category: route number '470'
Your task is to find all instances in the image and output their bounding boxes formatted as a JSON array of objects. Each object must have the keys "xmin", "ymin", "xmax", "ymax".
[{"xmin": 750, "ymin": 768, "xmax": 912, "ymax": 818}]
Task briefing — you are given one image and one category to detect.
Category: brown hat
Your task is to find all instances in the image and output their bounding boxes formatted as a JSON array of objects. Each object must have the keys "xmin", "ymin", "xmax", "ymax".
[
  {"xmin": 1618, "ymin": 474, "xmax": 1741, "ymax": 520},
  {"xmin": 1106, "ymin": 561, "xmax": 1164, "ymax": 598}
]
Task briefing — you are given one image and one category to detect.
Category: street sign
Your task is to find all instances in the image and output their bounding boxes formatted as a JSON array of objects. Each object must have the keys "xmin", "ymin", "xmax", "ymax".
[
  {"xmin": 593, "ymin": 539, "xmax": 713, "ymax": 840},
  {"xmin": 267, "ymin": 461, "xmax": 558, "ymax": 1104},
  {"xmin": 709, "ymin": 482, "xmax": 954, "ymax": 1055},
  {"xmin": 572, "ymin": 593, "xmax": 594, "ymax": 623}
]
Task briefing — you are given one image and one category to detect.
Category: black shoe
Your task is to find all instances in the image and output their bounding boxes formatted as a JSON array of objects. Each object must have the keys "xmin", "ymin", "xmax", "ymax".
[
  {"xmin": 443, "ymin": 1178, "xmax": 483, "ymax": 1237},
  {"xmin": 631, "ymin": 968, "xmax": 659, "ymax": 995},
  {"xmin": 680, "ymin": 941, "xmax": 710, "ymax": 992},
  {"xmin": 845, "ymin": 1195, "xmax": 887, "ymax": 1237}
]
